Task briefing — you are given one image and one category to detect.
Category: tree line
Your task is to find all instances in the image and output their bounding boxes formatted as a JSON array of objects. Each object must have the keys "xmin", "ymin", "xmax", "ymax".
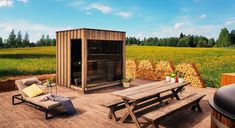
[
  {"xmin": 126, "ymin": 28, "xmax": 235, "ymax": 47},
  {"xmin": 1, "ymin": 27, "xmax": 235, "ymax": 49},
  {"xmin": 0, "ymin": 29, "xmax": 56, "ymax": 48}
]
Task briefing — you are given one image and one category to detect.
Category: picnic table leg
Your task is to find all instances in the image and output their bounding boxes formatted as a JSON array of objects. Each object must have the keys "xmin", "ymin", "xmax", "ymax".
[
  {"xmin": 171, "ymin": 89, "xmax": 180, "ymax": 100},
  {"xmin": 120, "ymin": 99, "xmax": 141, "ymax": 128},
  {"xmin": 196, "ymin": 100, "xmax": 202, "ymax": 112},
  {"xmin": 119, "ymin": 100, "xmax": 137, "ymax": 123},
  {"xmin": 108, "ymin": 107, "xmax": 118, "ymax": 121},
  {"xmin": 191, "ymin": 100, "xmax": 202, "ymax": 112},
  {"xmin": 156, "ymin": 94, "xmax": 162, "ymax": 104},
  {"xmin": 171, "ymin": 86, "xmax": 184, "ymax": 100}
]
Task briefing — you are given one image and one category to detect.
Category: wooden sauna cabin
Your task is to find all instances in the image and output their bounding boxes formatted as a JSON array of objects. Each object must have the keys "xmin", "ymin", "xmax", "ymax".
[{"xmin": 56, "ymin": 28, "xmax": 126, "ymax": 93}]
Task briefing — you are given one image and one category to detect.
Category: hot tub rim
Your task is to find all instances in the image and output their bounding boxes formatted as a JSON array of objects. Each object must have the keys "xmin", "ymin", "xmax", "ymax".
[{"xmin": 209, "ymin": 97, "xmax": 235, "ymax": 121}]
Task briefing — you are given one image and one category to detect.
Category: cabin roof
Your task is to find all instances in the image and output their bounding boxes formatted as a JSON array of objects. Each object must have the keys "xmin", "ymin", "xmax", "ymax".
[{"xmin": 56, "ymin": 28, "xmax": 126, "ymax": 33}]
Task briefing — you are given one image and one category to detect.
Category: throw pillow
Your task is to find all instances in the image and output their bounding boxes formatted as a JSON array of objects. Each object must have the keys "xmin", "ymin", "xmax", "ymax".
[{"xmin": 22, "ymin": 84, "xmax": 44, "ymax": 98}]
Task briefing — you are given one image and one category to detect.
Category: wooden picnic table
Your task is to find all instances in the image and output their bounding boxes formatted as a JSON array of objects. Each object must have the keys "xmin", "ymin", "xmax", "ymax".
[{"xmin": 112, "ymin": 80, "xmax": 190, "ymax": 128}]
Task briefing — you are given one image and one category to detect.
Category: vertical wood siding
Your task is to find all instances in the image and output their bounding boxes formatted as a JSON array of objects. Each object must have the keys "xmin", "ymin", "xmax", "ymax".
[
  {"xmin": 67, "ymin": 31, "xmax": 71, "ymax": 86},
  {"xmin": 56, "ymin": 28, "xmax": 125, "ymax": 91}
]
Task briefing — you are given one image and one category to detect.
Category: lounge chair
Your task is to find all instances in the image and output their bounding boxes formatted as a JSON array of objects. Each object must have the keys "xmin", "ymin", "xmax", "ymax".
[{"xmin": 12, "ymin": 77, "xmax": 66, "ymax": 119}]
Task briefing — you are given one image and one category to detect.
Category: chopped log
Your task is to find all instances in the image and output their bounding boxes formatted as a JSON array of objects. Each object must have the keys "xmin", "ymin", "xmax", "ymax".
[
  {"xmin": 138, "ymin": 60, "xmax": 155, "ymax": 70},
  {"xmin": 176, "ymin": 63, "xmax": 205, "ymax": 88},
  {"xmin": 125, "ymin": 59, "xmax": 139, "ymax": 79},
  {"xmin": 155, "ymin": 61, "xmax": 175, "ymax": 79}
]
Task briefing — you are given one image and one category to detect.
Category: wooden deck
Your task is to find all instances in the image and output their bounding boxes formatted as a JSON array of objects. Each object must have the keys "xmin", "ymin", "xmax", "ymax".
[{"xmin": 0, "ymin": 85, "xmax": 216, "ymax": 128}]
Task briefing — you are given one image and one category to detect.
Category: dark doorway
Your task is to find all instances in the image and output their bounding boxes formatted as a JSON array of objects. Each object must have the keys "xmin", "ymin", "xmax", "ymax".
[{"xmin": 71, "ymin": 39, "xmax": 82, "ymax": 86}]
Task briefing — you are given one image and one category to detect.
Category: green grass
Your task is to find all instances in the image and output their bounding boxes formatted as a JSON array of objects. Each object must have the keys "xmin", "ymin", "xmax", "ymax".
[
  {"xmin": 0, "ymin": 47, "xmax": 56, "ymax": 80},
  {"xmin": 0, "ymin": 46, "xmax": 234, "ymax": 87}
]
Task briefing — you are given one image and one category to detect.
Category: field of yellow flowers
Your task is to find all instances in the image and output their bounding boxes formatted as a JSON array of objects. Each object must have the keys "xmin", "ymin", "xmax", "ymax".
[
  {"xmin": 0, "ymin": 46, "xmax": 234, "ymax": 87},
  {"xmin": 126, "ymin": 46, "xmax": 235, "ymax": 87}
]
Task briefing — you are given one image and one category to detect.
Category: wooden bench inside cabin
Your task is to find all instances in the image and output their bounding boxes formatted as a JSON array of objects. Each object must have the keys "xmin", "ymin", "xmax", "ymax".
[
  {"xmin": 143, "ymin": 93, "xmax": 205, "ymax": 128},
  {"xmin": 73, "ymin": 71, "xmax": 106, "ymax": 86}
]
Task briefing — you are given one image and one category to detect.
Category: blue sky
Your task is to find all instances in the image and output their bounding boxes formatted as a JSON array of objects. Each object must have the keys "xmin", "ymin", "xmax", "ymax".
[{"xmin": 0, "ymin": 0, "xmax": 235, "ymax": 42}]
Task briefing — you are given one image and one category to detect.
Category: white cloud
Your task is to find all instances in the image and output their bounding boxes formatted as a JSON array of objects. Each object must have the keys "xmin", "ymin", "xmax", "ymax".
[
  {"xmin": 154, "ymin": 24, "xmax": 221, "ymax": 39},
  {"xmin": 68, "ymin": 0, "xmax": 83, "ymax": 7},
  {"xmin": 135, "ymin": 33, "xmax": 145, "ymax": 40},
  {"xmin": 154, "ymin": 14, "xmax": 235, "ymax": 39},
  {"xmin": 0, "ymin": 0, "xmax": 13, "ymax": 7},
  {"xmin": 199, "ymin": 14, "xmax": 206, "ymax": 19},
  {"xmin": 68, "ymin": 1, "xmax": 131, "ymax": 18},
  {"xmin": 87, "ymin": 3, "xmax": 112, "ymax": 14},
  {"xmin": 18, "ymin": 0, "xmax": 28, "ymax": 4},
  {"xmin": 116, "ymin": 12, "xmax": 132, "ymax": 18},
  {"xmin": 225, "ymin": 19, "xmax": 235, "ymax": 26},
  {"xmin": 174, "ymin": 22, "xmax": 184, "ymax": 29},
  {"xmin": 0, "ymin": 19, "xmax": 69, "ymax": 42}
]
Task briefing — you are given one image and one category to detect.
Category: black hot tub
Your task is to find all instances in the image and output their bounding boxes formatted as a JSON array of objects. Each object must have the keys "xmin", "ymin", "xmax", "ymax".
[{"xmin": 209, "ymin": 83, "xmax": 235, "ymax": 128}]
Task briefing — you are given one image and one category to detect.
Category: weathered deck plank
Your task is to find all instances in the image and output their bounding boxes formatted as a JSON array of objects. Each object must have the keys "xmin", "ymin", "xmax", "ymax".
[{"xmin": 0, "ymin": 85, "xmax": 215, "ymax": 128}]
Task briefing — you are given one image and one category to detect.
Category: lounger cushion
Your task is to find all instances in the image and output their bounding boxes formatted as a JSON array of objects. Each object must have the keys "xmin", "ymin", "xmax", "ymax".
[
  {"xmin": 22, "ymin": 84, "xmax": 44, "ymax": 98},
  {"xmin": 26, "ymin": 94, "xmax": 60, "ymax": 109},
  {"xmin": 21, "ymin": 77, "xmax": 40, "ymax": 86}
]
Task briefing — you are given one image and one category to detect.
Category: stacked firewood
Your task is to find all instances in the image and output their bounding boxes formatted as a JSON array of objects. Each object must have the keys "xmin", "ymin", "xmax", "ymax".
[
  {"xmin": 135, "ymin": 60, "xmax": 160, "ymax": 80},
  {"xmin": 176, "ymin": 63, "xmax": 205, "ymax": 88},
  {"xmin": 155, "ymin": 61, "xmax": 175, "ymax": 80},
  {"xmin": 125, "ymin": 60, "xmax": 139, "ymax": 79},
  {"xmin": 125, "ymin": 60, "xmax": 205, "ymax": 88}
]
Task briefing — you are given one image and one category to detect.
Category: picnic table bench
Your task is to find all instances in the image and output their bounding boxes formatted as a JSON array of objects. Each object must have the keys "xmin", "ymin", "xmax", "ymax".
[{"xmin": 143, "ymin": 93, "xmax": 205, "ymax": 128}]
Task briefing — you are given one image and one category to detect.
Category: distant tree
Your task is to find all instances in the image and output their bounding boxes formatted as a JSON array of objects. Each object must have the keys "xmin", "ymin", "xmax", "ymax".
[
  {"xmin": 3, "ymin": 39, "xmax": 9, "ymax": 48},
  {"xmin": 37, "ymin": 35, "xmax": 45, "ymax": 46},
  {"xmin": 0, "ymin": 37, "xmax": 4, "ymax": 48},
  {"xmin": 216, "ymin": 28, "xmax": 232, "ymax": 47},
  {"xmin": 188, "ymin": 35, "xmax": 194, "ymax": 47},
  {"xmin": 230, "ymin": 30, "xmax": 235, "ymax": 45},
  {"xmin": 46, "ymin": 35, "xmax": 51, "ymax": 46},
  {"xmin": 125, "ymin": 37, "xmax": 131, "ymax": 45},
  {"xmin": 180, "ymin": 33, "xmax": 185, "ymax": 38},
  {"xmin": 22, "ymin": 32, "xmax": 30, "ymax": 47},
  {"xmin": 208, "ymin": 38, "xmax": 215, "ymax": 47},
  {"xmin": 143, "ymin": 37, "xmax": 158, "ymax": 46},
  {"xmin": 126, "ymin": 37, "xmax": 141, "ymax": 45},
  {"xmin": 16, "ymin": 31, "xmax": 23, "ymax": 47},
  {"xmin": 29, "ymin": 42, "xmax": 36, "ymax": 47},
  {"xmin": 3, "ymin": 39, "xmax": 7, "ymax": 44},
  {"xmin": 52, "ymin": 39, "xmax": 56, "ymax": 46},
  {"xmin": 178, "ymin": 36, "xmax": 193, "ymax": 47},
  {"xmin": 197, "ymin": 36, "xmax": 208, "ymax": 47},
  {"xmin": 193, "ymin": 36, "xmax": 199, "ymax": 47},
  {"xmin": 178, "ymin": 37, "xmax": 187, "ymax": 47},
  {"xmin": 7, "ymin": 29, "xmax": 16, "ymax": 48}
]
